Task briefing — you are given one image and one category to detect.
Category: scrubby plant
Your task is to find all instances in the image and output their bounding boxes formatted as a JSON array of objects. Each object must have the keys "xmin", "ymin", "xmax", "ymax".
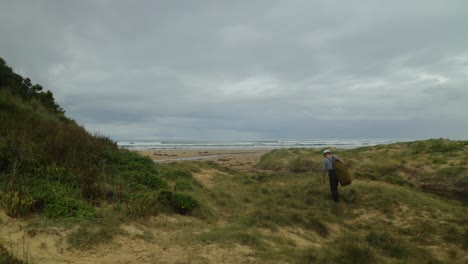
[
  {"xmin": 174, "ymin": 179, "xmax": 192, "ymax": 191},
  {"xmin": 0, "ymin": 191, "xmax": 35, "ymax": 217},
  {"xmin": 288, "ymin": 156, "xmax": 315, "ymax": 173},
  {"xmin": 171, "ymin": 192, "xmax": 198, "ymax": 214},
  {"xmin": 0, "ymin": 58, "xmax": 190, "ymax": 220},
  {"xmin": 124, "ymin": 192, "xmax": 161, "ymax": 218},
  {"xmin": 29, "ymin": 181, "xmax": 95, "ymax": 218},
  {"xmin": 255, "ymin": 149, "xmax": 290, "ymax": 170}
]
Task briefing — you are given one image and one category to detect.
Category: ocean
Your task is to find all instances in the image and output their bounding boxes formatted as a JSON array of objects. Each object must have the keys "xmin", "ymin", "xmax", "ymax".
[{"xmin": 117, "ymin": 139, "xmax": 401, "ymax": 150}]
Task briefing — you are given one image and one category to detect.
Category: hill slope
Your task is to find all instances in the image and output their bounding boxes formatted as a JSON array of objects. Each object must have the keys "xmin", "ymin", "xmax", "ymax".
[{"xmin": 0, "ymin": 58, "xmax": 199, "ymax": 262}]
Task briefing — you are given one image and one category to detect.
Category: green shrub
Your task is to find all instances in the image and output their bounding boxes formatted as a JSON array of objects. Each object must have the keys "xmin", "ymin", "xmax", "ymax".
[
  {"xmin": 33, "ymin": 164, "xmax": 78, "ymax": 187},
  {"xmin": 174, "ymin": 179, "xmax": 192, "ymax": 191},
  {"xmin": 134, "ymin": 172, "xmax": 169, "ymax": 190},
  {"xmin": 161, "ymin": 169, "xmax": 193, "ymax": 180},
  {"xmin": 429, "ymin": 139, "xmax": 465, "ymax": 153},
  {"xmin": 125, "ymin": 192, "xmax": 161, "ymax": 218},
  {"xmin": 44, "ymin": 197, "xmax": 94, "ymax": 218},
  {"xmin": 171, "ymin": 192, "xmax": 198, "ymax": 214},
  {"xmin": 255, "ymin": 149, "xmax": 290, "ymax": 170},
  {"xmin": 30, "ymin": 182, "xmax": 94, "ymax": 218},
  {"xmin": 0, "ymin": 191, "xmax": 35, "ymax": 217},
  {"xmin": 288, "ymin": 156, "xmax": 315, "ymax": 173}
]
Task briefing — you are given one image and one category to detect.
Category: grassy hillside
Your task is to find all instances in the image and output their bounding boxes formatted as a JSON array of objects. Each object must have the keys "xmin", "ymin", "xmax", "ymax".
[
  {"xmin": 0, "ymin": 58, "xmax": 200, "ymax": 262},
  {"xmin": 0, "ymin": 57, "xmax": 466, "ymax": 263},
  {"xmin": 256, "ymin": 140, "xmax": 468, "ymax": 204},
  {"xmin": 169, "ymin": 146, "xmax": 467, "ymax": 263}
]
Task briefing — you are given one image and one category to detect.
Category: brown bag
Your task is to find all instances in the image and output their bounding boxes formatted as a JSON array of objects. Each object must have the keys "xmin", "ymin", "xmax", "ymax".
[{"xmin": 333, "ymin": 158, "xmax": 352, "ymax": 186}]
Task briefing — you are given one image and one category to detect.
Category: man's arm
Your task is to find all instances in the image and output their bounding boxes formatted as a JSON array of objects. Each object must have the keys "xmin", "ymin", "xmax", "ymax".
[{"xmin": 321, "ymin": 160, "xmax": 327, "ymax": 184}]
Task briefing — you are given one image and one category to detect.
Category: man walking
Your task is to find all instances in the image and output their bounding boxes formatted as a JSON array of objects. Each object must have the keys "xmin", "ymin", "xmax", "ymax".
[{"xmin": 322, "ymin": 150, "xmax": 340, "ymax": 203}]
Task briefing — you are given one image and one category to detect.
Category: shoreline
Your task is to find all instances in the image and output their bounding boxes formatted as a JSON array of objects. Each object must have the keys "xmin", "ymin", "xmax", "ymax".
[{"xmin": 135, "ymin": 148, "xmax": 274, "ymax": 172}]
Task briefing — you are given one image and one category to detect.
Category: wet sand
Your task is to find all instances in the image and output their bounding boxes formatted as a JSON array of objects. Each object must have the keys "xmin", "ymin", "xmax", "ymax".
[{"xmin": 135, "ymin": 148, "xmax": 273, "ymax": 172}]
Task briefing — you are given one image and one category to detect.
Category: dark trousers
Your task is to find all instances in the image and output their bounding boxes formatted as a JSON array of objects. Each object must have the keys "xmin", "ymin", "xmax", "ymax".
[{"xmin": 328, "ymin": 169, "xmax": 339, "ymax": 202}]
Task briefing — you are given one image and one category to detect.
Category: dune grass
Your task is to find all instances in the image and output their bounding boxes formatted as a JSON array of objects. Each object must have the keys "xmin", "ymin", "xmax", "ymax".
[{"xmin": 160, "ymin": 143, "xmax": 467, "ymax": 263}]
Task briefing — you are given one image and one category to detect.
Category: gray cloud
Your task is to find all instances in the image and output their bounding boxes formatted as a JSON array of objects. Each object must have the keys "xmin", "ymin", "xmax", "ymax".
[{"xmin": 1, "ymin": 0, "xmax": 468, "ymax": 140}]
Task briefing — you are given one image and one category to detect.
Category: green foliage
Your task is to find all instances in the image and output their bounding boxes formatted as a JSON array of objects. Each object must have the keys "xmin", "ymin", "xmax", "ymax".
[
  {"xmin": 255, "ymin": 149, "xmax": 290, "ymax": 170},
  {"xmin": 0, "ymin": 57, "xmax": 179, "ymax": 220},
  {"xmin": 161, "ymin": 168, "xmax": 193, "ymax": 180},
  {"xmin": 0, "ymin": 191, "xmax": 34, "ymax": 217},
  {"xmin": 0, "ymin": 58, "xmax": 63, "ymax": 114},
  {"xmin": 30, "ymin": 181, "xmax": 95, "ymax": 218},
  {"xmin": 408, "ymin": 139, "xmax": 466, "ymax": 154},
  {"xmin": 124, "ymin": 192, "xmax": 161, "ymax": 218},
  {"xmin": 106, "ymin": 149, "xmax": 169, "ymax": 192},
  {"xmin": 171, "ymin": 192, "xmax": 198, "ymax": 214},
  {"xmin": 174, "ymin": 179, "xmax": 192, "ymax": 191},
  {"xmin": 288, "ymin": 156, "xmax": 315, "ymax": 173}
]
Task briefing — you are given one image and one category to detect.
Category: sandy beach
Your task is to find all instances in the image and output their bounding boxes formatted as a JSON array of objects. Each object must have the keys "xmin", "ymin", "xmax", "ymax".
[{"xmin": 135, "ymin": 148, "xmax": 273, "ymax": 172}]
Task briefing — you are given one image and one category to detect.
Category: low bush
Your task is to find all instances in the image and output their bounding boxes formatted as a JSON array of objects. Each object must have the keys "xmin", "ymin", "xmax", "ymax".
[
  {"xmin": 174, "ymin": 179, "xmax": 192, "ymax": 191},
  {"xmin": 288, "ymin": 156, "xmax": 315, "ymax": 173},
  {"xmin": 124, "ymin": 192, "xmax": 161, "ymax": 218},
  {"xmin": 171, "ymin": 192, "xmax": 198, "ymax": 214},
  {"xmin": 161, "ymin": 168, "xmax": 193, "ymax": 180},
  {"xmin": 255, "ymin": 149, "xmax": 290, "ymax": 170},
  {"xmin": 0, "ymin": 191, "xmax": 34, "ymax": 217},
  {"xmin": 30, "ymin": 181, "xmax": 95, "ymax": 219}
]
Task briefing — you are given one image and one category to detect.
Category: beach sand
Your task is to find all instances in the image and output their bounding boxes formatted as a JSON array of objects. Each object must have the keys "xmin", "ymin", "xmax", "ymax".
[{"xmin": 135, "ymin": 148, "xmax": 272, "ymax": 172}]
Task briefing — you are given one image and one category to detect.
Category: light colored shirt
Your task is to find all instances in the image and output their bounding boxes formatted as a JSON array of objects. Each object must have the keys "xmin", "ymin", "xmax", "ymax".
[{"xmin": 321, "ymin": 155, "xmax": 340, "ymax": 176}]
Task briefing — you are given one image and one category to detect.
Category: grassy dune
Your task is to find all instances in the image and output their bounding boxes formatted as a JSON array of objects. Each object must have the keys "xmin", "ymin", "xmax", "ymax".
[{"xmin": 165, "ymin": 145, "xmax": 467, "ymax": 263}]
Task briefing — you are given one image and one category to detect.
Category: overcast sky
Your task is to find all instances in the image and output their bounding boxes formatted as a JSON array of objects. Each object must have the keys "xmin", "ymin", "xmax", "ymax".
[{"xmin": 1, "ymin": 0, "xmax": 467, "ymax": 141}]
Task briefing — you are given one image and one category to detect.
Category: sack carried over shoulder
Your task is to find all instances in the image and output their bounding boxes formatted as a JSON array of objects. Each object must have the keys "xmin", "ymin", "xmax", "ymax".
[{"xmin": 333, "ymin": 158, "xmax": 352, "ymax": 186}]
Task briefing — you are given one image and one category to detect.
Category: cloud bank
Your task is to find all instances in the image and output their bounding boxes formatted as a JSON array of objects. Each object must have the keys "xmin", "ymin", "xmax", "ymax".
[{"xmin": 1, "ymin": 0, "xmax": 467, "ymax": 140}]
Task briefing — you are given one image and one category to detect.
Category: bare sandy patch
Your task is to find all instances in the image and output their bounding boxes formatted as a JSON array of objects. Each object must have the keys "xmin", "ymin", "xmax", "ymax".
[{"xmin": 136, "ymin": 148, "xmax": 271, "ymax": 172}]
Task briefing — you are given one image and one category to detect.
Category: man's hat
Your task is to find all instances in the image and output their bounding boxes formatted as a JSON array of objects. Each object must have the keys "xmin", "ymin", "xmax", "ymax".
[{"xmin": 323, "ymin": 149, "xmax": 331, "ymax": 155}]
